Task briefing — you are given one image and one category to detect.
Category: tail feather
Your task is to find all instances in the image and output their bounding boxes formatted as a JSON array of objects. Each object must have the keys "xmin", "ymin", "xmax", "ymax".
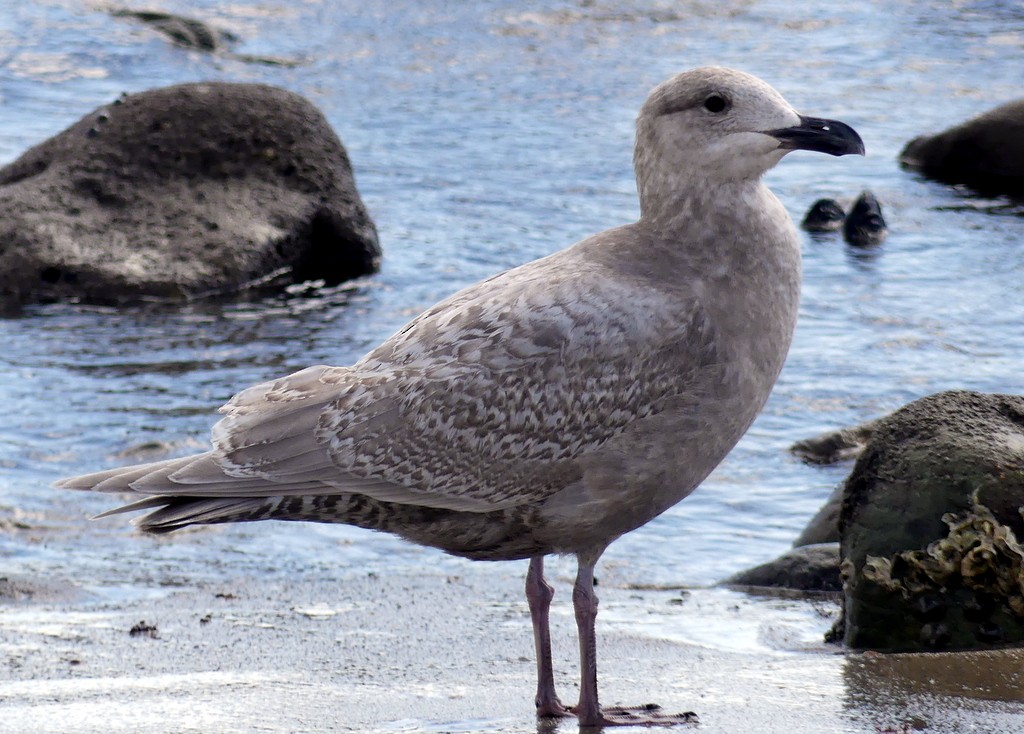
[
  {"xmin": 133, "ymin": 497, "xmax": 285, "ymax": 533},
  {"xmin": 54, "ymin": 455, "xmax": 201, "ymax": 492},
  {"xmin": 59, "ymin": 451, "xmax": 338, "ymax": 498},
  {"xmin": 93, "ymin": 495, "xmax": 187, "ymax": 519},
  {"xmin": 95, "ymin": 455, "xmax": 199, "ymax": 492}
]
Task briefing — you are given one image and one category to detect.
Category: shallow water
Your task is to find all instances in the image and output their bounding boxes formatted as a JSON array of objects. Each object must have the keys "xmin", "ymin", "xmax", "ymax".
[{"xmin": 1, "ymin": 0, "xmax": 1024, "ymax": 697}]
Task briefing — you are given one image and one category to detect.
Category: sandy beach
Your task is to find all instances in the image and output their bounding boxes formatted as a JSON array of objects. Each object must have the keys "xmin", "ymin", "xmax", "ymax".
[{"xmin": 2, "ymin": 546, "xmax": 1023, "ymax": 734}]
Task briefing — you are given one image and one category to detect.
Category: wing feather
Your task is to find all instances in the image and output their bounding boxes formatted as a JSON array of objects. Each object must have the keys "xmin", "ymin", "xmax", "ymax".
[{"xmin": 60, "ymin": 236, "xmax": 721, "ymax": 518}]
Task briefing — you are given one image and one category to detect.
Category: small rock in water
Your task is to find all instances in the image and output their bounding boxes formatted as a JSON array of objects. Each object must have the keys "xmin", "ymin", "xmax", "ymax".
[
  {"xmin": 723, "ymin": 543, "xmax": 842, "ymax": 592},
  {"xmin": 128, "ymin": 621, "xmax": 159, "ymax": 639},
  {"xmin": 111, "ymin": 9, "xmax": 234, "ymax": 52},
  {"xmin": 801, "ymin": 198, "xmax": 846, "ymax": 232},
  {"xmin": 843, "ymin": 191, "xmax": 888, "ymax": 246},
  {"xmin": 109, "ymin": 8, "xmax": 300, "ymax": 66},
  {"xmin": 791, "ymin": 419, "xmax": 879, "ymax": 466}
]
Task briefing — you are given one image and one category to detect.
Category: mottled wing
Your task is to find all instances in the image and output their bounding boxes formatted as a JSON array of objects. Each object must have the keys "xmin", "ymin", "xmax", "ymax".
[
  {"xmin": 153, "ymin": 249, "xmax": 718, "ymax": 514},
  {"xmin": 312, "ymin": 254, "xmax": 719, "ymax": 511}
]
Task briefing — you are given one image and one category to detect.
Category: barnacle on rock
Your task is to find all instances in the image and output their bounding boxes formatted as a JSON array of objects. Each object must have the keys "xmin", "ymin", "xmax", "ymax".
[
  {"xmin": 861, "ymin": 494, "xmax": 1024, "ymax": 615},
  {"xmin": 861, "ymin": 555, "xmax": 895, "ymax": 589}
]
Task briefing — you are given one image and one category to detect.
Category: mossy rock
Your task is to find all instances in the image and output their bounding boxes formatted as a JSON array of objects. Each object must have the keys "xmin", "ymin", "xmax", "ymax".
[{"xmin": 838, "ymin": 390, "xmax": 1024, "ymax": 650}]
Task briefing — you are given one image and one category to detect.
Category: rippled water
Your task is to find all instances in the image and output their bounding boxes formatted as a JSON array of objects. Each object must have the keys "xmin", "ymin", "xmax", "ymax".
[{"xmin": 2, "ymin": 0, "xmax": 1023, "ymax": 600}]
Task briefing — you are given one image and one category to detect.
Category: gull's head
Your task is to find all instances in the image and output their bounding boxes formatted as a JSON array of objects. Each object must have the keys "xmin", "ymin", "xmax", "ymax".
[{"xmin": 634, "ymin": 67, "xmax": 864, "ymax": 192}]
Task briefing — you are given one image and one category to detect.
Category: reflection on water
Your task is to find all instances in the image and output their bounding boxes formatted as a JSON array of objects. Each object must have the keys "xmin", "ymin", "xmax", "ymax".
[
  {"xmin": 843, "ymin": 648, "xmax": 1024, "ymax": 731},
  {"xmin": 846, "ymin": 647, "xmax": 1024, "ymax": 703}
]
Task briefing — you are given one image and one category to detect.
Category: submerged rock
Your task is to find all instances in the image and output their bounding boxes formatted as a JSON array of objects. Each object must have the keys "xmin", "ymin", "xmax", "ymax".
[
  {"xmin": 789, "ymin": 417, "xmax": 881, "ymax": 547},
  {"xmin": 723, "ymin": 543, "xmax": 841, "ymax": 592},
  {"xmin": 111, "ymin": 9, "xmax": 236, "ymax": 52},
  {"xmin": 791, "ymin": 419, "xmax": 879, "ymax": 466},
  {"xmin": 793, "ymin": 484, "xmax": 844, "ymax": 548},
  {"xmin": 128, "ymin": 620, "xmax": 160, "ymax": 639},
  {"xmin": 900, "ymin": 99, "xmax": 1024, "ymax": 197},
  {"xmin": 0, "ymin": 82, "xmax": 380, "ymax": 308},
  {"xmin": 801, "ymin": 198, "xmax": 846, "ymax": 232},
  {"xmin": 843, "ymin": 191, "xmax": 887, "ymax": 247},
  {"xmin": 725, "ymin": 419, "xmax": 880, "ymax": 588},
  {"xmin": 837, "ymin": 390, "xmax": 1024, "ymax": 651},
  {"xmin": 109, "ymin": 8, "xmax": 300, "ymax": 66}
]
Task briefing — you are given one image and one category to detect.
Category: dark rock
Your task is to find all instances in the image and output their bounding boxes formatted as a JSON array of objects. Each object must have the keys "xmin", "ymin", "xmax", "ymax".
[
  {"xmin": 911, "ymin": 594, "xmax": 947, "ymax": 623},
  {"xmin": 791, "ymin": 419, "xmax": 879, "ymax": 466},
  {"xmin": 739, "ymin": 418, "xmax": 882, "ymax": 579},
  {"xmin": 801, "ymin": 198, "xmax": 846, "ymax": 232},
  {"xmin": 843, "ymin": 191, "xmax": 887, "ymax": 247},
  {"xmin": 900, "ymin": 99, "xmax": 1024, "ymax": 197},
  {"xmin": 129, "ymin": 620, "xmax": 160, "ymax": 638},
  {"xmin": 723, "ymin": 543, "xmax": 842, "ymax": 592},
  {"xmin": 793, "ymin": 484, "xmax": 843, "ymax": 547},
  {"xmin": 110, "ymin": 9, "xmax": 300, "ymax": 67},
  {"xmin": 0, "ymin": 82, "xmax": 380, "ymax": 308},
  {"xmin": 790, "ymin": 419, "xmax": 882, "ymax": 547},
  {"xmin": 111, "ymin": 9, "xmax": 236, "ymax": 52},
  {"xmin": 837, "ymin": 390, "xmax": 1024, "ymax": 651}
]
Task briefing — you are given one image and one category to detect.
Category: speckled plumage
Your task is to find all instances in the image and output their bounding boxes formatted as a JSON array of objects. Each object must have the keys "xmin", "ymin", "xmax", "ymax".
[
  {"xmin": 61, "ymin": 216, "xmax": 782, "ymax": 561},
  {"xmin": 57, "ymin": 67, "xmax": 864, "ymax": 726}
]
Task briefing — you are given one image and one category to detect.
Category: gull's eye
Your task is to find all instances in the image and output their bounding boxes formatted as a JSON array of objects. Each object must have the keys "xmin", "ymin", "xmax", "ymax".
[{"xmin": 703, "ymin": 94, "xmax": 729, "ymax": 113}]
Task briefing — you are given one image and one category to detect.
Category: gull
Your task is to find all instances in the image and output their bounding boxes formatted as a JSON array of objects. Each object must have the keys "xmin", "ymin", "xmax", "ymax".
[{"xmin": 57, "ymin": 67, "xmax": 863, "ymax": 727}]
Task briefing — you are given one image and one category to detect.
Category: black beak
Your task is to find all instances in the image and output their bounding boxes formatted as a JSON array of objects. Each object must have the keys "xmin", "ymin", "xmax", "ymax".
[{"xmin": 768, "ymin": 115, "xmax": 865, "ymax": 157}]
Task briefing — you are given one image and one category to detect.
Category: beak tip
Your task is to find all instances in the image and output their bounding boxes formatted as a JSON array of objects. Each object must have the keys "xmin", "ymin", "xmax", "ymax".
[{"xmin": 771, "ymin": 116, "xmax": 865, "ymax": 158}]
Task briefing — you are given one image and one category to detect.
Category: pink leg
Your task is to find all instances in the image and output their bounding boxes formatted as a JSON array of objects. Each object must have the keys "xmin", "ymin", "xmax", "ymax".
[
  {"xmin": 572, "ymin": 559, "xmax": 604, "ymax": 726},
  {"xmin": 571, "ymin": 555, "xmax": 699, "ymax": 728},
  {"xmin": 526, "ymin": 556, "xmax": 572, "ymax": 718}
]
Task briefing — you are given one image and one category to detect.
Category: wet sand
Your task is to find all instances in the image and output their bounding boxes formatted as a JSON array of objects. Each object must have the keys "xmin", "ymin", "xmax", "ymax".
[{"xmin": 2, "ymin": 556, "xmax": 1023, "ymax": 734}]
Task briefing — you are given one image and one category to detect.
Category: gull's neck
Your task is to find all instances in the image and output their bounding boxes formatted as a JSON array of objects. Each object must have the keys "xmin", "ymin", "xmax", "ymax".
[
  {"xmin": 635, "ymin": 166, "xmax": 765, "ymax": 232},
  {"xmin": 632, "ymin": 119, "xmax": 770, "ymax": 232}
]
